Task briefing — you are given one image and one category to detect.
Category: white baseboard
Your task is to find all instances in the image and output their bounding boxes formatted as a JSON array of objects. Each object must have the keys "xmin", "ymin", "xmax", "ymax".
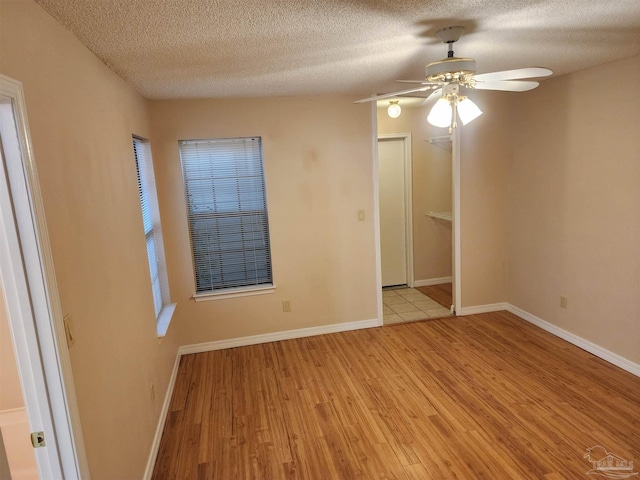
[
  {"xmin": 455, "ymin": 302, "xmax": 639, "ymax": 377},
  {"xmin": 413, "ymin": 276, "xmax": 452, "ymax": 287},
  {"xmin": 179, "ymin": 318, "xmax": 381, "ymax": 356},
  {"xmin": 457, "ymin": 303, "xmax": 507, "ymax": 316},
  {"xmin": 506, "ymin": 304, "xmax": 640, "ymax": 378},
  {"xmin": 143, "ymin": 354, "xmax": 181, "ymax": 480}
]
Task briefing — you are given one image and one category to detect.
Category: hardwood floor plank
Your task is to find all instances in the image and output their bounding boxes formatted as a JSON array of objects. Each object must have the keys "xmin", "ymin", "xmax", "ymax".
[
  {"xmin": 403, "ymin": 461, "xmax": 431, "ymax": 480},
  {"xmin": 152, "ymin": 312, "xmax": 640, "ymax": 479}
]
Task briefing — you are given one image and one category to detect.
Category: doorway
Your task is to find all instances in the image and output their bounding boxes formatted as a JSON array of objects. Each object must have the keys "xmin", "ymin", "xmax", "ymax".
[{"xmin": 376, "ymin": 102, "xmax": 457, "ymax": 324}]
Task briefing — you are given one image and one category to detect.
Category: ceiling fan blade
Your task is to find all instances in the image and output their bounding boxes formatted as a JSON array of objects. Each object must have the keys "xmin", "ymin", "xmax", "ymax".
[
  {"xmin": 472, "ymin": 80, "xmax": 540, "ymax": 92},
  {"xmin": 474, "ymin": 67, "xmax": 552, "ymax": 82},
  {"xmin": 395, "ymin": 80, "xmax": 434, "ymax": 84},
  {"xmin": 354, "ymin": 86, "xmax": 433, "ymax": 103},
  {"xmin": 420, "ymin": 88, "xmax": 443, "ymax": 105}
]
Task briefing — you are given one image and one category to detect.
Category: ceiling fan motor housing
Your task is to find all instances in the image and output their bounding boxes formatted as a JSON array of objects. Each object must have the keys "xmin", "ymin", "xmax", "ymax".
[{"xmin": 426, "ymin": 57, "xmax": 477, "ymax": 83}]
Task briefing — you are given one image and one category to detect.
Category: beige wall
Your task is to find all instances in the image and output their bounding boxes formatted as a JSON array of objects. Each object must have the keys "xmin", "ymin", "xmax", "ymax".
[
  {"xmin": 377, "ymin": 105, "xmax": 453, "ymax": 283},
  {"xmin": 459, "ymin": 91, "xmax": 511, "ymax": 307},
  {"xmin": 149, "ymin": 97, "xmax": 378, "ymax": 345},
  {"xmin": 0, "ymin": 1, "xmax": 180, "ymax": 478},
  {"xmin": 0, "ymin": 287, "xmax": 23, "ymax": 411},
  {"xmin": 507, "ymin": 56, "xmax": 640, "ymax": 363}
]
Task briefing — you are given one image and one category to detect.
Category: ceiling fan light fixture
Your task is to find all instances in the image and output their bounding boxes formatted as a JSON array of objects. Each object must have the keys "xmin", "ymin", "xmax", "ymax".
[
  {"xmin": 428, "ymin": 98, "xmax": 453, "ymax": 128},
  {"xmin": 457, "ymin": 97, "xmax": 483, "ymax": 125},
  {"xmin": 387, "ymin": 101, "xmax": 401, "ymax": 118}
]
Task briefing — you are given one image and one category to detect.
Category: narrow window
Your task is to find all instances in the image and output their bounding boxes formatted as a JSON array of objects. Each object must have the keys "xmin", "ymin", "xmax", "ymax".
[
  {"xmin": 132, "ymin": 137, "xmax": 175, "ymax": 332},
  {"xmin": 179, "ymin": 137, "xmax": 273, "ymax": 295}
]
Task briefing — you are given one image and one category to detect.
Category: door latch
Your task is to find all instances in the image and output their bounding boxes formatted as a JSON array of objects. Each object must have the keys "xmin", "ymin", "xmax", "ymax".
[{"xmin": 31, "ymin": 431, "xmax": 46, "ymax": 448}]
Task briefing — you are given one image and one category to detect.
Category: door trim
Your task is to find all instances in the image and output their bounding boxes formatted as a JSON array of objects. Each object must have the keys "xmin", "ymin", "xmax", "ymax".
[
  {"xmin": 0, "ymin": 74, "xmax": 89, "ymax": 478},
  {"xmin": 452, "ymin": 128, "xmax": 461, "ymax": 314},
  {"xmin": 371, "ymin": 102, "xmax": 384, "ymax": 326},
  {"xmin": 378, "ymin": 133, "xmax": 414, "ymax": 288}
]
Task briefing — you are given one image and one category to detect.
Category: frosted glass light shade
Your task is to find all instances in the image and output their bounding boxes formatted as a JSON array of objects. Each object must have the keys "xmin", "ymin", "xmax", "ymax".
[
  {"xmin": 457, "ymin": 98, "xmax": 483, "ymax": 125},
  {"xmin": 387, "ymin": 102, "xmax": 401, "ymax": 118},
  {"xmin": 427, "ymin": 98, "xmax": 452, "ymax": 128}
]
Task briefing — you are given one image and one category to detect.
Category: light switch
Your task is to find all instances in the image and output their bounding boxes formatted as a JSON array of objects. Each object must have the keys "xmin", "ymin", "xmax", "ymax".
[
  {"xmin": 560, "ymin": 295, "xmax": 568, "ymax": 309},
  {"xmin": 282, "ymin": 300, "xmax": 291, "ymax": 312},
  {"xmin": 358, "ymin": 210, "xmax": 365, "ymax": 221},
  {"xmin": 63, "ymin": 314, "xmax": 75, "ymax": 348}
]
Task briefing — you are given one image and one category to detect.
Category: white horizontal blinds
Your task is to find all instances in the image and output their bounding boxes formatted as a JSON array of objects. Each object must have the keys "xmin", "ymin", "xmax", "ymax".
[
  {"xmin": 179, "ymin": 137, "xmax": 273, "ymax": 293},
  {"xmin": 133, "ymin": 138, "xmax": 163, "ymax": 317}
]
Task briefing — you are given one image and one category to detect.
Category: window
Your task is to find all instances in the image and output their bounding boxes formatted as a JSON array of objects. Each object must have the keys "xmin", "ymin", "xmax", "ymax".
[
  {"xmin": 179, "ymin": 137, "xmax": 273, "ymax": 297},
  {"xmin": 132, "ymin": 137, "xmax": 175, "ymax": 334}
]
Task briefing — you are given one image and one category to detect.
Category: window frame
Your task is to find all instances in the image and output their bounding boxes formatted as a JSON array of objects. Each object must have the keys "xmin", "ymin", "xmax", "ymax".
[
  {"xmin": 178, "ymin": 136, "xmax": 275, "ymax": 301},
  {"xmin": 132, "ymin": 135, "xmax": 176, "ymax": 335}
]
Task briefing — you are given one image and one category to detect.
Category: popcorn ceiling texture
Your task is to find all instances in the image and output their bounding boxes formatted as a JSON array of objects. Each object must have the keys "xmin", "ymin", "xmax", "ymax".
[{"xmin": 35, "ymin": 0, "xmax": 640, "ymax": 99}]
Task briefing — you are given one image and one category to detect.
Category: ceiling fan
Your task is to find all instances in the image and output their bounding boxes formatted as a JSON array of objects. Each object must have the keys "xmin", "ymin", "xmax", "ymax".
[{"xmin": 356, "ymin": 26, "xmax": 552, "ymax": 129}]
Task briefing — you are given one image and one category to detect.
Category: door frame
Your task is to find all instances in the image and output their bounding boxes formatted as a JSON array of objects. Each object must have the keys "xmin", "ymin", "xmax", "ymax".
[
  {"xmin": 0, "ymin": 75, "xmax": 89, "ymax": 478},
  {"xmin": 377, "ymin": 133, "xmax": 414, "ymax": 288},
  {"xmin": 452, "ymin": 128, "xmax": 461, "ymax": 314}
]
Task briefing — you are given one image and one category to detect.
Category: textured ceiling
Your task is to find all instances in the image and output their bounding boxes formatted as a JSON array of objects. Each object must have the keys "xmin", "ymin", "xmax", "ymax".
[{"xmin": 36, "ymin": 0, "xmax": 640, "ymax": 100}]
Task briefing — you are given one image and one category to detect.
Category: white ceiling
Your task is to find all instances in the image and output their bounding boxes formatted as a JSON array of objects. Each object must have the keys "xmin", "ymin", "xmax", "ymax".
[{"xmin": 36, "ymin": 0, "xmax": 640, "ymax": 100}]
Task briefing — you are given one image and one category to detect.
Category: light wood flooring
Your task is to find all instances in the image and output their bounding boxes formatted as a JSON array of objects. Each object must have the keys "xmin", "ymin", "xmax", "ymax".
[
  {"xmin": 416, "ymin": 283, "xmax": 452, "ymax": 310},
  {"xmin": 152, "ymin": 311, "xmax": 640, "ymax": 479}
]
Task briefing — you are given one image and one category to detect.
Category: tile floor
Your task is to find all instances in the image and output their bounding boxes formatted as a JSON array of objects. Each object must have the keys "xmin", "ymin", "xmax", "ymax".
[{"xmin": 382, "ymin": 287, "xmax": 451, "ymax": 325}]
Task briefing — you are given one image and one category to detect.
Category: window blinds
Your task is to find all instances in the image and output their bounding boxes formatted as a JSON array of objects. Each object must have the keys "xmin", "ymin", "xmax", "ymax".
[
  {"xmin": 133, "ymin": 138, "xmax": 163, "ymax": 316},
  {"xmin": 179, "ymin": 137, "xmax": 273, "ymax": 293}
]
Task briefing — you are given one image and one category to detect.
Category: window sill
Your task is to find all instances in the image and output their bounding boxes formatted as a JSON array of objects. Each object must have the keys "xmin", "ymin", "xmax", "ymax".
[
  {"xmin": 193, "ymin": 284, "xmax": 276, "ymax": 302},
  {"xmin": 157, "ymin": 303, "xmax": 177, "ymax": 338}
]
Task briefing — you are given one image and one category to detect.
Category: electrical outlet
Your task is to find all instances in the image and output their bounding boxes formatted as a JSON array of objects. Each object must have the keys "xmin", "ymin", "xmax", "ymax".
[
  {"xmin": 150, "ymin": 383, "xmax": 155, "ymax": 402},
  {"xmin": 560, "ymin": 295, "xmax": 568, "ymax": 309},
  {"xmin": 282, "ymin": 300, "xmax": 291, "ymax": 312}
]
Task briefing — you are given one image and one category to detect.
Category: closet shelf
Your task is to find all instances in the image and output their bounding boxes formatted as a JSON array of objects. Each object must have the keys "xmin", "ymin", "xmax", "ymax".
[{"xmin": 425, "ymin": 211, "xmax": 452, "ymax": 222}]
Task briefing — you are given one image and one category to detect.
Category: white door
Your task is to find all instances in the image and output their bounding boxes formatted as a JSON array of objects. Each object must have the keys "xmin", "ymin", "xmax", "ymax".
[
  {"xmin": 378, "ymin": 137, "xmax": 408, "ymax": 287},
  {"xmin": 0, "ymin": 76, "xmax": 86, "ymax": 479}
]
